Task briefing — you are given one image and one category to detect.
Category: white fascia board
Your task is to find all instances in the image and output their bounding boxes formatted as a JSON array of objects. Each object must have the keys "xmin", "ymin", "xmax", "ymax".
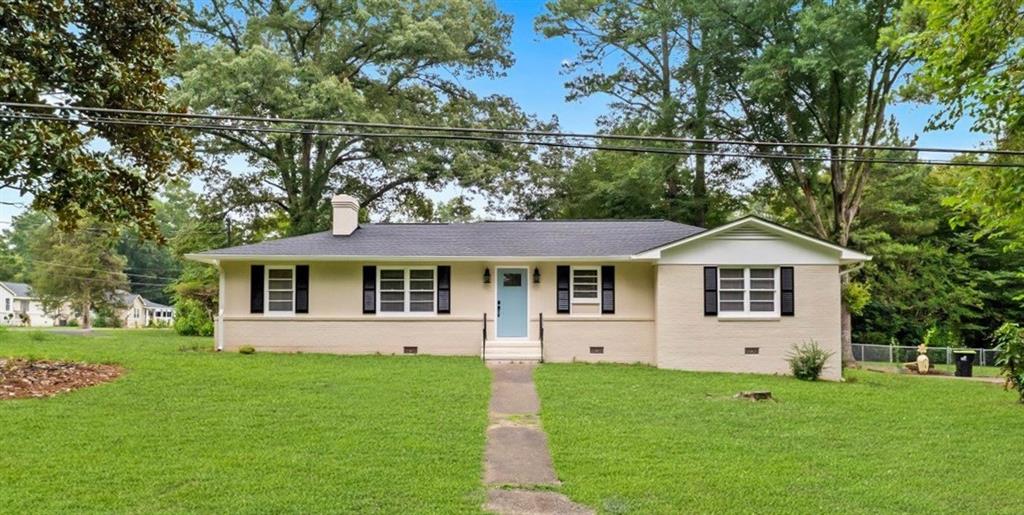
[
  {"xmin": 631, "ymin": 216, "xmax": 872, "ymax": 263},
  {"xmin": 184, "ymin": 254, "xmax": 638, "ymax": 264}
]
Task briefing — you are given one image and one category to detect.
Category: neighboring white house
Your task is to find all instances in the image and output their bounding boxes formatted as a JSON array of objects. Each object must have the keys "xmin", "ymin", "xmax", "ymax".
[
  {"xmin": 0, "ymin": 281, "xmax": 61, "ymax": 327},
  {"xmin": 118, "ymin": 292, "xmax": 175, "ymax": 328}
]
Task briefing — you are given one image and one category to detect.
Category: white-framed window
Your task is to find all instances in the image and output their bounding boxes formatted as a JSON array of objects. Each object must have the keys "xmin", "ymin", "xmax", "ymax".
[
  {"xmin": 571, "ymin": 267, "xmax": 600, "ymax": 304},
  {"xmin": 266, "ymin": 266, "xmax": 296, "ymax": 313},
  {"xmin": 378, "ymin": 267, "xmax": 436, "ymax": 314},
  {"xmin": 4, "ymin": 298, "xmax": 9, "ymax": 312},
  {"xmin": 719, "ymin": 267, "xmax": 778, "ymax": 315}
]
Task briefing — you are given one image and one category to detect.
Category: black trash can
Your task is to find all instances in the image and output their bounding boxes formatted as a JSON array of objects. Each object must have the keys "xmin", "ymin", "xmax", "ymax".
[{"xmin": 954, "ymin": 350, "xmax": 976, "ymax": 377}]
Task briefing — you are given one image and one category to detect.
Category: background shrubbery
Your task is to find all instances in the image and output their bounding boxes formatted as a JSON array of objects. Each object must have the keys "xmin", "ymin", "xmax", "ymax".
[{"xmin": 173, "ymin": 298, "xmax": 213, "ymax": 337}]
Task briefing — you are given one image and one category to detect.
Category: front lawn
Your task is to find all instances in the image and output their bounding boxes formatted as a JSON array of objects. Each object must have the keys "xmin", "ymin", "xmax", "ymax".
[
  {"xmin": 0, "ymin": 330, "xmax": 490, "ymax": 513},
  {"xmin": 536, "ymin": 364, "xmax": 1023, "ymax": 514}
]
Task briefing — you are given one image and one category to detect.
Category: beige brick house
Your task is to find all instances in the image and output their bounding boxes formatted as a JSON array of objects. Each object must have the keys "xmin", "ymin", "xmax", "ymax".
[{"xmin": 187, "ymin": 195, "xmax": 869, "ymax": 380}]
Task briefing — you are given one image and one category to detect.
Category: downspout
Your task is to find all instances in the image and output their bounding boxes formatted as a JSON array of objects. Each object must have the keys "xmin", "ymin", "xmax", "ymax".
[{"xmin": 216, "ymin": 261, "xmax": 225, "ymax": 352}]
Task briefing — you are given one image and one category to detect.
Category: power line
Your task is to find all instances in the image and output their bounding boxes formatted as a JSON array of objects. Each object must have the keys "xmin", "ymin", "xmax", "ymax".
[
  {"xmin": 3, "ymin": 110, "xmax": 1021, "ymax": 169},
  {"xmin": 2, "ymin": 101, "xmax": 1019, "ymax": 157},
  {"xmin": 0, "ymin": 254, "xmax": 179, "ymax": 283}
]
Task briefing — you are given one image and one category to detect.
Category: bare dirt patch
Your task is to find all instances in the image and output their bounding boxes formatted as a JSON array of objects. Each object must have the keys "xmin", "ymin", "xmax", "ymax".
[{"xmin": 1, "ymin": 358, "xmax": 123, "ymax": 399}]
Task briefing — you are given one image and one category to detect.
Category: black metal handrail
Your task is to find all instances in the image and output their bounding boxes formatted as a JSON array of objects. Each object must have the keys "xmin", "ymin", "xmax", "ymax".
[
  {"xmin": 539, "ymin": 312, "xmax": 544, "ymax": 363},
  {"xmin": 482, "ymin": 312, "xmax": 487, "ymax": 361}
]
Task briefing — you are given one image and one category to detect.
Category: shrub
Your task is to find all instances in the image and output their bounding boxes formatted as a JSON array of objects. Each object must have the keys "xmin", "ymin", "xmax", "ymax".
[
  {"xmin": 66, "ymin": 319, "xmax": 78, "ymax": 327},
  {"xmin": 993, "ymin": 323, "xmax": 1024, "ymax": 403},
  {"xmin": 173, "ymin": 299, "xmax": 213, "ymax": 337},
  {"xmin": 27, "ymin": 330, "xmax": 47, "ymax": 342},
  {"xmin": 239, "ymin": 345, "xmax": 256, "ymax": 355},
  {"xmin": 787, "ymin": 340, "xmax": 833, "ymax": 381}
]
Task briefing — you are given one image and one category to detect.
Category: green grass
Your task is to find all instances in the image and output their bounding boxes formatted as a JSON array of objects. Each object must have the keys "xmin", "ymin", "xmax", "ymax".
[
  {"xmin": 0, "ymin": 330, "xmax": 490, "ymax": 513},
  {"xmin": 536, "ymin": 363, "xmax": 1023, "ymax": 514},
  {"xmin": 861, "ymin": 361, "xmax": 1003, "ymax": 377}
]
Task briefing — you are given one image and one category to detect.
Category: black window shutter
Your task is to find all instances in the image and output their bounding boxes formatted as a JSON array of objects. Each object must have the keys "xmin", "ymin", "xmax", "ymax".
[
  {"xmin": 601, "ymin": 265, "xmax": 615, "ymax": 314},
  {"xmin": 250, "ymin": 265, "xmax": 264, "ymax": 314},
  {"xmin": 703, "ymin": 266, "xmax": 718, "ymax": 316},
  {"xmin": 556, "ymin": 266, "xmax": 570, "ymax": 314},
  {"xmin": 780, "ymin": 266, "xmax": 795, "ymax": 316},
  {"xmin": 437, "ymin": 265, "xmax": 451, "ymax": 314},
  {"xmin": 295, "ymin": 265, "xmax": 309, "ymax": 314},
  {"xmin": 362, "ymin": 265, "xmax": 376, "ymax": 314}
]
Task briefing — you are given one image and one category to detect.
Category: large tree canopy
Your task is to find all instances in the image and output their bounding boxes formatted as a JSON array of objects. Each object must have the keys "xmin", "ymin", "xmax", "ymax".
[
  {"xmin": 896, "ymin": 0, "xmax": 1024, "ymax": 249},
  {"xmin": 536, "ymin": 0, "xmax": 739, "ymax": 226},
  {"xmin": 0, "ymin": 0, "xmax": 194, "ymax": 235},
  {"xmin": 176, "ymin": 0, "xmax": 548, "ymax": 235}
]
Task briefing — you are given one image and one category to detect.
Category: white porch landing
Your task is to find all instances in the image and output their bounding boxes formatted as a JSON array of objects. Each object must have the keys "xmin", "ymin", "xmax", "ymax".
[{"xmin": 484, "ymin": 340, "xmax": 542, "ymax": 362}]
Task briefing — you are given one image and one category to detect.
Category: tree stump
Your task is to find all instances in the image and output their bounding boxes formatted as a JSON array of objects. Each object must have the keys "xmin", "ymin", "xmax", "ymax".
[{"xmin": 735, "ymin": 391, "xmax": 773, "ymax": 401}]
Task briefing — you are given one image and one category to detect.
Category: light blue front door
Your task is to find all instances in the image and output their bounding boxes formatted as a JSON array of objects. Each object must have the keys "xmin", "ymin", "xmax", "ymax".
[{"xmin": 496, "ymin": 268, "xmax": 528, "ymax": 338}]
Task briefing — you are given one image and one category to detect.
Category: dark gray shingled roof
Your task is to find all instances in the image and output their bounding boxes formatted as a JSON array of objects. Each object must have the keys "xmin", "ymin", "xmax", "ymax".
[
  {"xmin": 1, "ymin": 281, "xmax": 32, "ymax": 298},
  {"xmin": 195, "ymin": 220, "xmax": 705, "ymax": 258}
]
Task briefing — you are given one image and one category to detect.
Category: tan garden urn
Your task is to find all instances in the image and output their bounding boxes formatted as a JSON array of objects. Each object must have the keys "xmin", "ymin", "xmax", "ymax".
[{"xmin": 916, "ymin": 345, "xmax": 930, "ymax": 375}]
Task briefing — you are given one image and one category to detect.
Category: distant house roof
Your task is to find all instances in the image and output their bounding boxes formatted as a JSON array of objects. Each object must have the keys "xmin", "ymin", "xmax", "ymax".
[
  {"xmin": 0, "ymin": 281, "xmax": 33, "ymax": 298},
  {"xmin": 188, "ymin": 220, "xmax": 706, "ymax": 262},
  {"xmin": 117, "ymin": 291, "xmax": 172, "ymax": 310},
  {"xmin": 141, "ymin": 297, "xmax": 172, "ymax": 310}
]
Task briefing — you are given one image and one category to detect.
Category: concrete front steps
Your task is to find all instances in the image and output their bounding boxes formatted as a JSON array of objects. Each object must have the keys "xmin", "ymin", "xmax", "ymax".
[{"xmin": 484, "ymin": 340, "xmax": 542, "ymax": 361}]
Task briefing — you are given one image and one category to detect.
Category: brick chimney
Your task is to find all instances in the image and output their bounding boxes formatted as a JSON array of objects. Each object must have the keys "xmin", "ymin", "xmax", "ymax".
[{"xmin": 331, "ymin": 194, "xmax": 359, "ymax": 236}]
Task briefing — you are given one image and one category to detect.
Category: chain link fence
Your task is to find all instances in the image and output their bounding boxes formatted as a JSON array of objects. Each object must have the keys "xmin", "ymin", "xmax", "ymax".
[{"xmin": 853, "ymin": 343, "xmax": 1001, "ymax": 367}]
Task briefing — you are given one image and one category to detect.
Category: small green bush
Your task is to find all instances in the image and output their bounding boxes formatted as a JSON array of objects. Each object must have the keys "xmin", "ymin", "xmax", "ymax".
[
  {"xmin": 173, "ymin": 299, "xmax": 214, "ymax": 337},
  {"xmin": 787, "ymin": 340, "xmax": 833, "ymax": 381},
  {"xmin": 993, "ymin": 322, "xmax": 1024, "ymax": 403},
  {"xmin": 66, "ymin": 319, "xmax": 79, "ymax": 327},
  {"xmin": 27, "ymin": 330, "xmax": 47, "ymax": 342},
  {"xmin": 239, "ymin": 345, "xmax": 256, "ymax": 355}
]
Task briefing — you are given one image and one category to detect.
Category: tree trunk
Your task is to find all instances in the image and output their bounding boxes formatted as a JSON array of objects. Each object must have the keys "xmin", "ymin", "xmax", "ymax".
[
  {"xmin": 692, "ymin": 70, "xmax": 709, "ymax": 227},
  {"xmin": 81, "ymin": 301, "xmax": 92, "ymax": 330},
  {"xmin": 841, "ymin": 300, "xmax": 855, "ymax": 367}
]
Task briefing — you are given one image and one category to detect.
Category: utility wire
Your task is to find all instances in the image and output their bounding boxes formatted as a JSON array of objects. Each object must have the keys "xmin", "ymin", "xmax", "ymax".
[
  {"xmin": 2, "ymin": 101, "xmax": 1020, "ymax": 157},
  {"xmin": 3, "ymin": 110, "xmax": 1021, "ymax": 168},
  {"xmin": 0, "ymin": 254, "xmax": 179, "ymax": 282}
]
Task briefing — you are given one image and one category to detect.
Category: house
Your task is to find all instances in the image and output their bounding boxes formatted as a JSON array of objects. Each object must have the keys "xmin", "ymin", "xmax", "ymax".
[
  {"xmin": 0, "ymin": 281, "xmax": 61, "ymax": 327},
  {"xmin": 117, "ymin": 292, "xmax": 175, "ymax": 328},
  {"xmin": 187, "ymin": 195, "xmax": 870, "ymax": 380}
]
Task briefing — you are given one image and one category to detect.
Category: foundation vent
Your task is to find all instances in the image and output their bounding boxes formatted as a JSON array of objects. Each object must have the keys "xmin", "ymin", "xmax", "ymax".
[
  {"xmin": 403, "ymin": 346, "xmax": 418, "ymax": 355},
  {"xmin": 744, "ymin": 347, "xmax": 760, "ymax": 355},
  {"xmin": 589, "ymin": 346, "xmax": 604, "ymax": 355}
]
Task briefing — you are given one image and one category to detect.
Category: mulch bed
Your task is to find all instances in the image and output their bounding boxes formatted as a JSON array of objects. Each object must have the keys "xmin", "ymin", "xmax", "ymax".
[{"xmin": 0, "ymin": 358, "xmax": 123, "ymax": 399}]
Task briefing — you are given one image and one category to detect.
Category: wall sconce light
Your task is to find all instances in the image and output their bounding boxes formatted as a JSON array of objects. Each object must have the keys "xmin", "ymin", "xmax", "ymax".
[
  {"xmin": 483, "ymin": 268, "xmax": 491, "ymax": 284},
  {"xmin": 533, "ymin": 267, "xmax": 541, "ymax": 284}
]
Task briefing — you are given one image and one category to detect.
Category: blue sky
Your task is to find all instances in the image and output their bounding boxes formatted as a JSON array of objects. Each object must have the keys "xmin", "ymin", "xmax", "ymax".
[{"xmin": 0, "ymin": 0, "xmax": 990, "ymax": 224}]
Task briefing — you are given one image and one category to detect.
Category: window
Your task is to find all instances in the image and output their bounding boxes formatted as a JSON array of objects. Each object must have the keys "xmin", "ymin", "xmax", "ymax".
[
  {"xmin": 571, "ymin": 267, "xmax": 599, "ymax": 303},
  {"xmin": 379, "ymin": 268, "xmax": 435, "ymax": 314},
  {"xmin": 4, "ymin": 298, "xmax": 9, "ymax": 311},
  {"xmin": 267, "ymin": 267, "xmax": 295, "ymax": 313},
  {"xmin": 719, "ymin": 268, "xmax": 778, "ymax": 315}
]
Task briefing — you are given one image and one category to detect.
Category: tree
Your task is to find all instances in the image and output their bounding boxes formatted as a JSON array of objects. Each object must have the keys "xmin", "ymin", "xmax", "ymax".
[
  {"xmin": 898, "ymin": 0, "xmax": 1024, "ymax": 135},
  {"xmin": 0, "ymin": 210, "xmax": 49, "ymax": 281},
  {"xmin": 176, "ymin": 0, "xmax": 545, "ymax": 234},
  {"xmin": 0, "ymin": 0, "xmax": 195, "ymax": 235},
  {"xmin": 536, "ymin": 0, "xmax": 734, "ymax": 226},
  {"xmin": 896, "ymin": 0, "xmax": 1024, "ymax": 249},
  {"xmin": 29, "ymin": 218, "xmax": 129, "ymax": 330},
  {"xmin": 703, "ymin": 0, "xmax": 914, "ymax": 365},
  {"xmin": 116, "ymin": 182, "xmax": 204, "ymax": 304}
]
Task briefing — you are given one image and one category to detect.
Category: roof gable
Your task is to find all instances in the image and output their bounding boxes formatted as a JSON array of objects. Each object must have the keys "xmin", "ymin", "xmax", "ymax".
[{"xmin": 632, "ymin": 216, "xmax": 871, "ymax": 264}]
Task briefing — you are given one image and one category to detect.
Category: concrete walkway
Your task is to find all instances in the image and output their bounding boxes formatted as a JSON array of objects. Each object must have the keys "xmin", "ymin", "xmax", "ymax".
[{"xmin": 484, "ymin": 363, "xmax": 593, "ymax": 515}]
